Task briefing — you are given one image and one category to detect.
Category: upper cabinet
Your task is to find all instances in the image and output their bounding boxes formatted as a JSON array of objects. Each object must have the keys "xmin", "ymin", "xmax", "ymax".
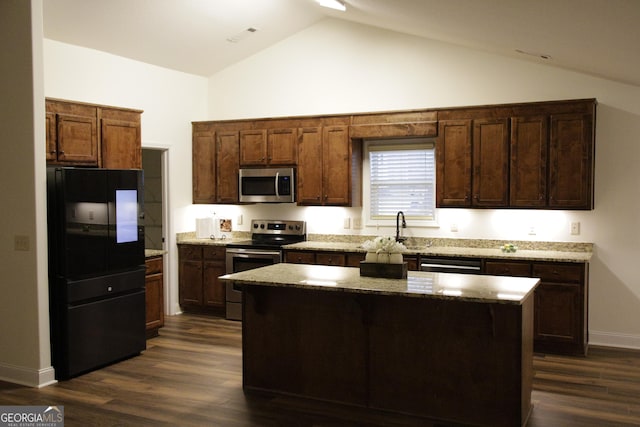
[
  {"xmin": 437, "ymin": 99, "xmax": 595, "ymax": 210},
  {"xmin": 45, "ymin": 98, "xmax": 142, "ymax": 169},
  {"xmin": 239, "ymin": 128, "xmax": 297, "ymax": 166},
  {"xmin": 192, "ymin": 99, "xmax": 595, "ymax": 210},
  {"xmin": 45, "ymin": 100, "xmax": 98, "ymax": 166},
  {"xmin": 191, "ymin": 123, "xmax": 240, "ymax": 204}
]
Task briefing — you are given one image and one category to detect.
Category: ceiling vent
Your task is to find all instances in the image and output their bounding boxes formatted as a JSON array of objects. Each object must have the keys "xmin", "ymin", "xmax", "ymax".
[{"xmin": 227, "ymin": 27, "xmax": 258, "ymax": 43}]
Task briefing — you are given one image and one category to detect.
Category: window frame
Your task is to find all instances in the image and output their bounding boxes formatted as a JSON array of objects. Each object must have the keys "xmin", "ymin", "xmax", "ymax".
[{"xmin": 362, "ymin": 138, "xmax": 439, "ymax": 229}]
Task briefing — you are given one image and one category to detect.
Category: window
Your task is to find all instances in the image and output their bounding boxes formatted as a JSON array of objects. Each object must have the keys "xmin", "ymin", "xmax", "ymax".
[{"xmin": 363, "ymin": 139, "xmax": 436, "ymax": 226}]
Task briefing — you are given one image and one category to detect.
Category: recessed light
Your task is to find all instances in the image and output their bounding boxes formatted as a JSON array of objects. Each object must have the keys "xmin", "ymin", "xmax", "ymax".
[
  {"xmin": 318, "ymin": 0, "xmax": 346, "ymax": 12},
  {"xmin": 515, "ymin": 49, "xmax": 552, "ymax": 60}
]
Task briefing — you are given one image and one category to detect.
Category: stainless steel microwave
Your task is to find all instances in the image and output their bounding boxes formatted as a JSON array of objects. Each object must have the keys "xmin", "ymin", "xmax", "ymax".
[{"xmin": 239, "ymin": 167, "xmax": 295, "ymax": 203}]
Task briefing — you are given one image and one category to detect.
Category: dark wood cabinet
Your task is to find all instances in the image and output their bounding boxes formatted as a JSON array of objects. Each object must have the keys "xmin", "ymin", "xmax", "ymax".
[
  {"xmin": 549, "ymin": 113, "xmax": 594, "ymax": 209},
  {"xmin": 298, "ymin": 125, "xmax": 359, "ymax": 206},
  {"xmin": 510, "ymin": 115, "xmax": 548, "ymax": 207},
  {"xmin": 285, "ymin": 249, "xmax": 419, "ymax": 271},
  {"xmin": 45, "ymin": 99, "xmax": 142, "ymax": 169},
  {"xmin": 484, "ymin": 259, "xmax": 588, "ymax": 355},
  {"xmin": 315, "ymin": 252, "xmax": 346, "ymax": 266},
  {"xmin": 145, "ymin": 256, "xmax": 164, "ymax": 338},
  {"xmin": 473, "ymin": 118, "xmax": 509, "ymax": 207},
  {"xmin": 285, "ymin": 250, "xmax": 316, "ymax": 264},
  {"xmin": 436, "ymin": 120, "xmax": 472, "ymax": 207},
  {"xmin": 100, "ymin": 107, "xmax": 142, "ymax": 169},
  {"xmin": 239, "ymin": 128, "xmax": 297, "ymax": 166},
  {"xmin": 178, "ymin": 244, "xmax": 226, "ymax": 314},
  {"xmin": 192, "ymin": 125, "xmax": 239, "ymax": 204},
  {"xmin": 45, "ymin": 100, "xmax": 98, "ymax": 166}
]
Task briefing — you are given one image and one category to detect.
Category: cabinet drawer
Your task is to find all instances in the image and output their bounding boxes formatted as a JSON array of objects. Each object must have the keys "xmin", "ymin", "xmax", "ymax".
[
  {"xmin": 485, "ymin": 261, "xmax": 532, "ymax": 277},
  {"xmin": 532, "ymin": 263, "xmax": 584, "ymax": 283},
  {"xmin": 203, "ymin": 245, "xmax": 226, "ymax": 260},
  {"xmin": 145, "ymin": 256, "xmax": 163, "ymax": 275},
  {"xmin": 316, "ymin": 252, "xmax": 346, "ymax": 266},
  {"xmin": 178, "ymin": 245, "xmax": 202, "ymax": 260},
  {"xmin": 286, "ymin": 251, "xmax": 316, "ymax": 264}
]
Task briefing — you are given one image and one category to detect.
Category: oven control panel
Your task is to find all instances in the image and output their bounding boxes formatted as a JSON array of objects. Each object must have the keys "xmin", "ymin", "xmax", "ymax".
[{"xmin": 251, "ymin": 219, "xmax": 306, "ymax": 235}]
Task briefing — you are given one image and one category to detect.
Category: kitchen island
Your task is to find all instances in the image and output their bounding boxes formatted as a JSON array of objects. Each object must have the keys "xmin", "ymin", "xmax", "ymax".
[{"xmin": 220, "ymin": 263, "xmax": 540, "ymax": 427}]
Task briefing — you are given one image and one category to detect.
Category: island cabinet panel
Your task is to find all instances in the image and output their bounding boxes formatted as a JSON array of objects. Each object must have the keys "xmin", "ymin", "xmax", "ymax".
[
  {"xmin": 243, "ymin": 286, "xmax": 368, "ymax": 404},
  {"xmin": 368, "ymin": 295, "xmax": 532, "ymax": 427}
]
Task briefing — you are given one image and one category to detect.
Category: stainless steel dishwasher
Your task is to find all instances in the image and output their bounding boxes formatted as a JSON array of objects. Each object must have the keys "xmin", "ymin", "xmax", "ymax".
[{"xmin": 420, "ymin": 257, "xmax": 482, "ymax": 274}]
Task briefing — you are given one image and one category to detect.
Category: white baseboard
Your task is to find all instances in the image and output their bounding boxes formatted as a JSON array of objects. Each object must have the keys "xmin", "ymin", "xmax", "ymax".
[
  {"xmin": 0, "ymin": 362, "xmax": 56, "ymax": 387},
  {"xmin": 589, "ymin": 330, "xmax": 640, "ymax": 350}
]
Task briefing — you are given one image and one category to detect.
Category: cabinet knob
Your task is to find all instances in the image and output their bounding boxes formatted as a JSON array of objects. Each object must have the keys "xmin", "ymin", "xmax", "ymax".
[
  {"xmin": 59, "ymin": 150, "xmax": 65, "ymax": 155},
  {"xmin": 49, "ymin": 150, "xmax": 56, "ymax": 154}
]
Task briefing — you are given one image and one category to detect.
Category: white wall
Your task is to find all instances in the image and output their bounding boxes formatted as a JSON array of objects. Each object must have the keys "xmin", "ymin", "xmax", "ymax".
[
  {"xmin": 206, "ymin": 18, "xmax": 640, "ymax": 348},
  {"xmin": 0, "ymin": 0, "xmax": 52, "ymax": 386},
  {"xmin": 43, "ymin": 40, "xmax": 209, "ymax": 320}
]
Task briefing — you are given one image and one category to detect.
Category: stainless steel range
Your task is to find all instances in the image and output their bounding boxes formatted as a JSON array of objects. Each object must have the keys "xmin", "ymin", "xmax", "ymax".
[{"xmin": 225, "ymin": 219, "xmax": 306, "ymax": 320}]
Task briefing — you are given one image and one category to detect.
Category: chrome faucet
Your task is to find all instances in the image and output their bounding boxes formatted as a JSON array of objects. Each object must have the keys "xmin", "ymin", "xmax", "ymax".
[{"xmin": 395, "ymin": 211, "xmax": 407, "ymax": 243}]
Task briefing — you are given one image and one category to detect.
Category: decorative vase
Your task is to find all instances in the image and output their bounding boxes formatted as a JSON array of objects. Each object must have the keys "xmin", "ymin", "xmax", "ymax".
[
  {"xmin": 365, "ymin": 252, "xmax": 378, "ymax": 262},
  {"xmin": 377, "ymin": 253, "xmax": 390, "ymax": 264},
  {"xmin": 389, "ymin": 253, "xmax": 403, "ymax": 264}
]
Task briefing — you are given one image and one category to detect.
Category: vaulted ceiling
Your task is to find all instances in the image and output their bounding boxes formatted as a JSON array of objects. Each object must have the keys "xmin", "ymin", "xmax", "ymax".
[{"xmin": 43, "ymin": 0, "xmax": 640, "ymax": 86}]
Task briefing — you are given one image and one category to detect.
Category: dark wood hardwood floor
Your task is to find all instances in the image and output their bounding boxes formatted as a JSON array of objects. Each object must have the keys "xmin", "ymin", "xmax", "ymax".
[{"xmin": 2, "ymin": 313, "xmax": 640, "ymax": 426}]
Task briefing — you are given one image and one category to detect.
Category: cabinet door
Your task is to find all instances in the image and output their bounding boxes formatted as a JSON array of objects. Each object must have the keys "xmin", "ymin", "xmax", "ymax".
[
  {"xmin": 436, "ymin": 120, "xmax": 472, "ymax": 207},
  {"xmin": 549, "ymin": 113, "xmax": 594, "ymax": 209},
  {"xmin": 297, "ymin": 127, "xmax": 324, "ymax": 205},
  {"xmin": 510, "ymin": 116, "xmax": 548, "ymax": 207},
  {"xmin": 484, "ymin": 260, "xmax": 532, "ymax": 277},
  {"xmin": 267, "ymin": 128, "xmax": 297, "ymax": 165},
  {"xmin": 145, "ymin": 272, "xmax": 164, "ymax": 331},
  {"xmin": 101, "ymin": 118, "xmax": 141, "ymax": 169},
  {"xmin": 45, "ymin": 112, "xmax": 57, "ymax": 162},
  {"xmin": 346, "ymin": 252, "xmax": 366, "ymax": 267},
  {"xmin": 57, "ymin": 113, "xmax": 98, "ymax": 165},
  {"xmin": 192, "ymin": 129, "xmax": 216, "ymax": 203},
  {"xmin": 216, "ymin": 131, "xmax": 240, "ymax": 203},
  {"xmin": 178, "ymin": 246, "xmax": 203, "ymax": 306},
  {"xmin": 285, "ymin": 251, "xmax": 316, "ymax": 264},
  {"xmin": 203, "ymin": 246, "xmax": 227, "ymax": 308},
  {"xmin": 473, "ymin": 119, "xmax": 509, "ymax": 207},
  {"xmin": 315, "ymin": 252, "xmax": 346, "ymax": 266},
  {"xmin": 322, "ymin": 126, "xmax": 351, "ymax": 205},
  {"xmin": 239, "ymin": 130, "xmax": 267, "ymax": 166}
]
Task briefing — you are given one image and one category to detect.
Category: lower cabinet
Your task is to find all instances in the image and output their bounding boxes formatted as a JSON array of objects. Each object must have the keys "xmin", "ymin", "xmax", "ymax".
[
  {"xmin": 178, "ymin": 244, "xmax": 226, "ymax": 314},
  {"xmin": 145, "ymin": 255, "xmax": 164, "ymax": 338},
  {"xmin": 285, "ymin": 250, "xmax": 419, "ymax": 270},
  {"xmin": 485, "ymin": 260, "xmax": 588, "ymax": 355}
]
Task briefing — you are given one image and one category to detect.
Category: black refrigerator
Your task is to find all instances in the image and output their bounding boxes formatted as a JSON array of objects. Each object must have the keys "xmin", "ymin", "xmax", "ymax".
[{"xmin": 47, "ymin": 167, "xmax": 146, "ymax": 380}]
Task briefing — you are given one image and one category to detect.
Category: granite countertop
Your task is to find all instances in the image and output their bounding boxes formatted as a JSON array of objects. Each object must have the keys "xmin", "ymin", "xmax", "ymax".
[
  {"xmin": 282, "ymin": 241, "xmax": 592, "ymax": 263},
  {"xmin": 177, "ymin": 231, "xmax": 593, "ymax": 263},
  {"xmin": 145, "ymin": 249, "xmax": 167, "ymax": 258},
  {"xmin": 219, "ymin": 263, "xmax": 540, "ymax": 305}
]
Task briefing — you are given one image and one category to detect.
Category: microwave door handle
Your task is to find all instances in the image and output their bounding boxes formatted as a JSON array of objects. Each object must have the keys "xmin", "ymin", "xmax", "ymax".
[{"xmin": 275, "ymin": 172, "xmax": 280, "ymax": 198}]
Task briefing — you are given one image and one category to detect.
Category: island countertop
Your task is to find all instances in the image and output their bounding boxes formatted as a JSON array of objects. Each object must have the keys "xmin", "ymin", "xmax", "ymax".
[{"xmin": 219, "ymin": 262, "xmax": 539, "ymax": 305}]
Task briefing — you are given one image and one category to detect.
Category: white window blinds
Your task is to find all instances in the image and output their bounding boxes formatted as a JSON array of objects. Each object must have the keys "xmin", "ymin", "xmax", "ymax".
[{"xmin": 368, "ymin": 142, "xmax": 435, "ymax": 220}]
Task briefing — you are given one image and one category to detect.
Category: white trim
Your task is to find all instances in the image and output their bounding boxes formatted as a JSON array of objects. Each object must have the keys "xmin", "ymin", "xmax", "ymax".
[
  {"xmin": 589, "ymin": 330, "xmax": 640, "ymax": 350},
  {"xmin": 0, "ymin": 363, "xmax": 56, "ymax": 387}
]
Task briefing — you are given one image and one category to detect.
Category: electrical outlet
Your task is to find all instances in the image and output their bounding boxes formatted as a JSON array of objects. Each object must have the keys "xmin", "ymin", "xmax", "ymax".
[
  {"xmin": 450, "ymin": 223, "xmax": 458, "ymax": 232},
  {"xmin": 343, "ymin": 217, "xmax": 351, "ymax": 229},
  {"xmin": 352, "ymin": 217, "xmax": 362, "ymax": 229},
  {"xmin": 570, "ymin": 222, "xmax": 580, "ymax": 235},
  {"xmin": 14, "ymin": 235, "xmax": 30, "ymax": 251},
  {"xmin": 237, "ymin": 214, "xmax": 243, "ymax": 226},
  {"xmin": 528, "ymin": 226, "xmax": 536, "ymax": 235}
]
